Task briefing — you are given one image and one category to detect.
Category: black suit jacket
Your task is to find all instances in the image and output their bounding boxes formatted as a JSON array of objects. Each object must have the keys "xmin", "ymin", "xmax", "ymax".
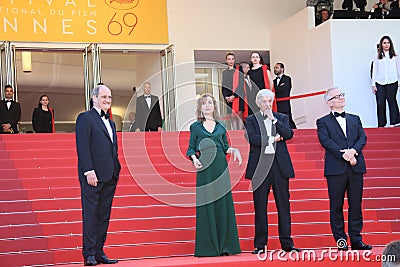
[
  {"xmin": 76, "ymin": 108, "xmax": 121, "ymax": 182},
  {"xmin": 245, "ymin": 111, "xmax": 295, "ymax": 179},
  {"xmin": 128, "ymin": 121, "xmax": 138, "ymax": 132},
  {"xmin": 274, "ymin": 74, "xmax": 292, "ymax": 114},
  {"xmin": 245, "ymin": 76, "xmax": 259, "ymax": 115},
  {"xmin": 0, "ymin": 100, "xmax": 21, "ymax": 134},
  {"xmin": 317, "ymin": 113, "xmax": 366, "ymax": 176},
  {"xmin": 135, "ymin": 95, "xmax": 162, "ymax": 131}
]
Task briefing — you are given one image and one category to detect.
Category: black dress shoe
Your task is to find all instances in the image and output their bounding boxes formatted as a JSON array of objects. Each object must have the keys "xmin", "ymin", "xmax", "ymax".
[
  {"xmin": 95, "ymin": 255, "xmax": 118, "ymax": 264},
  {"xmin": 282, "ymin": 245, "xmax": 301, "ymax": 252},
  {"xmin": 84, "ymin": 256, "xmax": 97, "ymax": 266},
  {"xmin": 252, "ymin": 247, "xmax": 265, "ymax": 254},
  {"xmin": 351, "ymin": 241, "xmax": 372, "ymax": 250}
]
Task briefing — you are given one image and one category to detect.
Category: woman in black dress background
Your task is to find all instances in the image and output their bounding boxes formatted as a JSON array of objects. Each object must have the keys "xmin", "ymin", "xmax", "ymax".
[
  {"xmin": 248, "ymin": 51, "xmax": 277, "ymax": 111},
  {"xmin": 32, "ymin": 95, "xmax": 55, "ymax": 133}
]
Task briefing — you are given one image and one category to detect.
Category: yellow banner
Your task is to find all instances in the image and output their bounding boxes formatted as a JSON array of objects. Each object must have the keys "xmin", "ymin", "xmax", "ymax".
[{"xmin": 0, "ymin": 0, "xmax": 168, "ymax": 44}]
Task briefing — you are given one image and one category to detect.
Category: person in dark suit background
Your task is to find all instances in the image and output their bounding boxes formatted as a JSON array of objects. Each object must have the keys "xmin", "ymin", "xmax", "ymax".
[
  {"xmin": 273, "ymin": 63, "xmax": 296, "ymax": 129},
  {"xmin": 342, "ymin": 0, "xmax": 367, "ymax": 11},
  {"xmin": 76, "ymin": 85, "xmax": 121, "ymax": 266},
  {"xmin": 0, "ymin": 84, "xmax": 21, "ymax": 134},
  {"xmin": 245, "ymin": 89, "xmax": 300, "ymax": 254},
  {"xmin": 316, "ymin": 87, "xmax": 372, "ymax": 251},
  {"xmin": 370, "ymin": 0, "xmax": 398, "ymax": 18},
  {"xmin": 135, "ymin": 81, "xmax": 162, "ymax": 132},
  {"xmin": 127, "ymin": 112, "xmax": 137, "ymax": 132},
  {"xmin": 221, "ymin": 52, "xmax": 245, "ymax": 130},
  {"xmin": 240, "ymin": 62, "xmax": 259, "ymax": 116}
]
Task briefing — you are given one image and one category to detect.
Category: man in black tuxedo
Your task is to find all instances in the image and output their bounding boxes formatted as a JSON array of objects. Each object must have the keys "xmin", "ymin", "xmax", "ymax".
[
  {"xmin": 245, "ymin": 89, "xmax": 300, "ymax": 254},
  {"xmin": 317, "ymin": 87, "xmax": 372, "ymax": 251},
  {"xmin": 76, "ymin": 85, "xmax": 121, "ymax": 266},
  {"xmin": 0, "ymin": 85, "xmax": 21, "ymax": 134},
  {"xmin": 273, "ymin": 63, "xmax": 296, "ymax": 129},
  {"xmin": 135, "ymin": 81, "xmax": 162, "ymax": 132}
]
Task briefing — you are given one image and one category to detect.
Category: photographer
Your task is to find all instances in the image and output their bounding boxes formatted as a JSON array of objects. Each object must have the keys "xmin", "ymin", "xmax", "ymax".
[
  {"xmin": 370, "ymin": 0, "xmax": 396, "ymax": 18},
  {"xmin": 342, "ymin": 0, "xmax": 367, "ymax": 11}
]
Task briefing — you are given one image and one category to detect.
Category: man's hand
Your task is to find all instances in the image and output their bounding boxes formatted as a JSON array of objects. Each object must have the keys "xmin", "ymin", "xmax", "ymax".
[
  {"xmin": 157, "ymin": 127, "xmax": 162, "ymax": 132},
  {"xmin": 86, "ymin": 172, "xmax": 98, "ymax": 187},
  {"xmin": 340, "ymin": 148, "xmax": 357, "ymax": 162},
  {"xmin": 349, "ymin": 157, "xmax": 357, "ymax": 166},
  {"xmin": 264, "ymin": 108, "xmax": 274, "ymax": 121},
  {"xmin": 274, "ymin": 133, "xmax": 283, "ymax": 143},
  {"xmin": 2, "ymin": 123, "xmax": 11, "ymax": 132}
]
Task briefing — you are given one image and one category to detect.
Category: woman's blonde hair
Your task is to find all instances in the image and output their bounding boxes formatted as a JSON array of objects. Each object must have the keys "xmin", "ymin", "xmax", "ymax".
[{"xmin": 196, "ymin": 93, "xmax": 220, "ymax": 122}]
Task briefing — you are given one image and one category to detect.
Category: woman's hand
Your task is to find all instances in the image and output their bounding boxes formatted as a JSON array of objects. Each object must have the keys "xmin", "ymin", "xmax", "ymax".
[
  {"xmin": 230, "ymin": 148, "xmax": 242, "ymax": 165},
  {"xmin": 192, "ymin": 158, "xmax": 203, "ymax": 169},
  {"xmin": 372, "ymin": 85, "xmax": 377, "ymax": 95}
]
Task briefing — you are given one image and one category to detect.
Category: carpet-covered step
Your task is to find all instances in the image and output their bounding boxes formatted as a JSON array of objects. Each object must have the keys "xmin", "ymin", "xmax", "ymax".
[
  {"xmin": 1, "ymin": 177, "xmax": 395, "ymax": 202},
  {"xmin": 0, "ymin": 207, "xmax": 390, "ymax": 226},
  {"xmin": 1, "ymin": 233, "xmax": 389, "ymax": 267},
  {"xmin": 4, "ymin": 151, "xmax": 400, "ymax": 169},
  {"xmin": 1, "ymin": 186, "xmax": 396, "ymax": 217},
  {"xmin": 2, "ymin": 208, "xmax": 395, "ymax": 240},
  {"xmin": 1, "ymin": 220, "xmax": 394, "ymax": 255}
]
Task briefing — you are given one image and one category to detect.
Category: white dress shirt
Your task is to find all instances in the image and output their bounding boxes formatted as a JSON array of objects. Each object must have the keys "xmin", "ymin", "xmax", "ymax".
[
  {"xmin": 261, "ymin": 112, "xmax": 276, "ymax": 154},
  {"xmin": 333, "ymin": 111, "xmax": 347, "ymax": 137},
  {"xmin": 372, "ymin": 52, "xmax": 400, "ymax": 86},
  {"xmin": 144, "ymin": 94, "xmax": 151, "ymax": 109},
  {"xmin": 245, "ymin": 75, "xmax": 252, "ymax": 90},
  {"xmin": 93, "ymin": 106, "xmax": 113, "ymax": 142},
  {"xmin": 6, "ymin": 99, "xmax": 11, "ymax": 110},
  {"xmin": 276, "ymin": 75, "xmax": 282, "ymax": 84}
]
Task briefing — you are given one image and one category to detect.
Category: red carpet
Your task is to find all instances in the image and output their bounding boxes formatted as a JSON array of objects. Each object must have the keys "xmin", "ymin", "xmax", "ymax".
[{"xmin": 0, "ymin": 128, "xmax": 399, "ymax": 267}]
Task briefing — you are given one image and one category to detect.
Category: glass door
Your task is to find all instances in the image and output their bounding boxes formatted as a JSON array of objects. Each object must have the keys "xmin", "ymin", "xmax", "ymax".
[
  {"xmin": 83, "ymin": 43, "xmax": 101, "ymax": 110},
  {"xmin": 0, "ymin": 41, "xmax": 17, "ymax": 100},
  {"xmin": 160, "ymin": 44, "xmax": 176, "ymax": 131}
]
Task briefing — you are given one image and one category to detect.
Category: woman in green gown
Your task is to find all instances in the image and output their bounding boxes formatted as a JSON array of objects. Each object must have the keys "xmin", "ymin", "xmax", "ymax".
[{"xmin": 186, "ymin": 93, "xmax": 242, "ymax": 257}]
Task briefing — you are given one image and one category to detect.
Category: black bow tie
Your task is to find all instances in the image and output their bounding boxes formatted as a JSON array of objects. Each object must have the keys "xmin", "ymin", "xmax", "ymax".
[
  {"xmin": 145, "ymin": 95, "xmax": 151, "ymax": 99},
  {"xmin": 334, "ymin": 111, "xmax": 346, "ymax": 118},
  {"xmin": 262, "ymin": 114, "xmax": 268, "ymax": 120},
  {"xmin": 5, "ymin": 100, "xmax": 12, "ymax": 103},
  {"xmin": 100, "ymin": 110, "xmax": 110, "ymax": 120}
]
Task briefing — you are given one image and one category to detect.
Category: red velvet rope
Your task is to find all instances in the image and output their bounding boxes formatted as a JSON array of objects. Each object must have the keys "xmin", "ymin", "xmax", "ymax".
[{"xmin": 276, "ymin": 90, "xmax": 326, "ymax": 102}]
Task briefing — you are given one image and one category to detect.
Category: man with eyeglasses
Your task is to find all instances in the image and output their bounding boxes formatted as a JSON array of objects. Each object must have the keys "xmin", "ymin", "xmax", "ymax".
[{"xmin": 316, "ymin": 87, "xmax": 372, "ymax": 251}]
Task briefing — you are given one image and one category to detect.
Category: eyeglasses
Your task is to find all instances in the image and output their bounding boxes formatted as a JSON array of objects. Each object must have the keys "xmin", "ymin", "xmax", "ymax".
[{"xmin": 328, "ymin": 92, "xmax": 345, "ymax": 101}]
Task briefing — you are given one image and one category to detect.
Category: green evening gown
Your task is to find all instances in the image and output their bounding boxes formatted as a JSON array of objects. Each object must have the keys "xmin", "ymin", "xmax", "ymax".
[{"xmin": 186, "ymin": 120, "xmax": 241, "ymax": 257}]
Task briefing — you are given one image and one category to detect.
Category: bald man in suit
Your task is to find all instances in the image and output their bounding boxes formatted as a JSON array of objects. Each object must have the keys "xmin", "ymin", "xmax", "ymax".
[{"xmin": 135, "ymin": 81, "xmax": 162, "ymax": 132}]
